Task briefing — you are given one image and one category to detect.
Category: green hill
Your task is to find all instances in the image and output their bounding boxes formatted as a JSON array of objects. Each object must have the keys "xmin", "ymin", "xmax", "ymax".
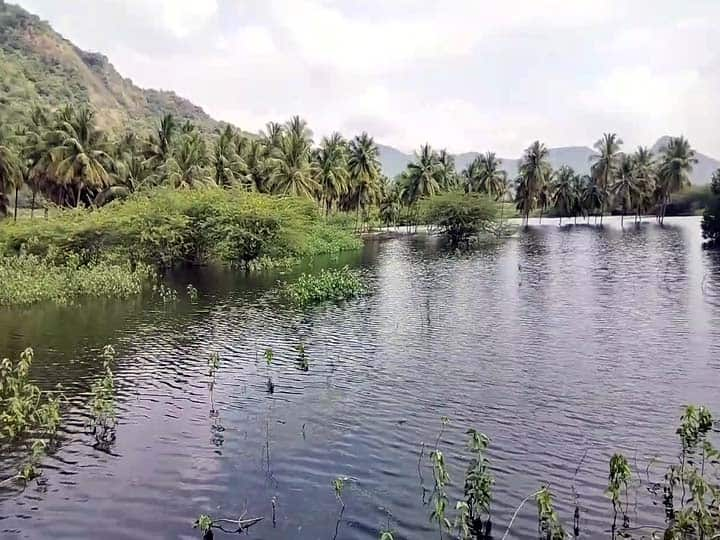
[{"xmin": 0, "ymin": 1, "xmax": 222, "ymax": 134}]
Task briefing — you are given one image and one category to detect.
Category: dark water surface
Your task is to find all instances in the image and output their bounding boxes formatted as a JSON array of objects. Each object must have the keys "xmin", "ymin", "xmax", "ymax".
[{"xmin": 2, "ymin": 216, "xmax": 720, "ymax": 539}]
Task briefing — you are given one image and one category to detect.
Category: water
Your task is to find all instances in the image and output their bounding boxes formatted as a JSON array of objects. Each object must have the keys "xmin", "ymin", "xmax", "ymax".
[{"xmin": 1, "ymin": 216, "xmax": 720, "ymax": 539}]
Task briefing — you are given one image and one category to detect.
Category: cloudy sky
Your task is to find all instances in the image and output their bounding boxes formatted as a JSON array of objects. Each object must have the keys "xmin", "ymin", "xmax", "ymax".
[{"xmin": 16, "ymin": 0, "xmax": 720, "ymax": 157}]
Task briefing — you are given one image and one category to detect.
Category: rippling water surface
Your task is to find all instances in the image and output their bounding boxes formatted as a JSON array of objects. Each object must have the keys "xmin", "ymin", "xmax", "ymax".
[{"xmin": 2, "ymin": 216, "xmax": 720, "ymax": 539}]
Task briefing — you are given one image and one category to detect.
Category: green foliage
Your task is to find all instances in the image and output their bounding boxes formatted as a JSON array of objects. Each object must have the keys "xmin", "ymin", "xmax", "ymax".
[
  {"xmin": 186, "ymin": 284, "xmax": 198, "ymax": 301},
  {"xmin": 0, "ymin": 252, "xmax": 152, "ymax": 306},
  {"xmin": 0, "ymin": 347, "xmax": 62, "ymax": 483},
  {"xmin": 379, "ymin": 529, "xmax": 395, "ymax": 540},
  {"xmin": 193, "ymin": 514, "xmax": 213, "ymax": 535},
  {"xmin": 420, "ymin": 191, "xmax": 497, "ymax": 244},
  {"xmin": 90, "ymin": 345, "xmax": 116, "ymax": 444},
  {"xmin": 607, "ymin": 453, "xmax": 632, "ymax": 513},
  {"xmin": 0, "ymin": 188, "xmax": 360, "ymax": 268},
  {"xmin": 536, "ymin": 486, "xmax": 565, "ymax": 540},
  {"xmin": 462, "ymin": 429, "xmax": 494, "ymax": 532},
  {"xmin": 284, "ymin": 266, "xmax": 366, "ymax": 306},
  {"xmin": 702, "ymin": 169, "xmax": 720, "ymax": 248}
]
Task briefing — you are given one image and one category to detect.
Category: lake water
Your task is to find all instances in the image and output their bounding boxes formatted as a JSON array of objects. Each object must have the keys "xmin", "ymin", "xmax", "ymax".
[{"xmin": 1, "ymin": 216, "xmax": 720, "ymax": 539}]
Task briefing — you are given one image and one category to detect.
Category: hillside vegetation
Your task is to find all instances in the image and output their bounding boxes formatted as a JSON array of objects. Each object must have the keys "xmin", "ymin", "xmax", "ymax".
[{"xmin": 0, "ymin": 2, "xmax": 221, "ymax": 134}]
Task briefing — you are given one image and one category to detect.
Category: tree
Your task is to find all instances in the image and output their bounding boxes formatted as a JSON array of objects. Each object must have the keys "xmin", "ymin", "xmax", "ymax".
[
  {"xmin": 163, "ymin": 131, "xmax": 211, "ymax": 189},
  {"xmin": 515, "ymin": 141, "xmax": 551, "ymax": 226},
  {"xmin": 657, "ymin": 136, "xmax": 697, "ymax": 225},
  {"xmin": 437, "ymin": 149, "xmax": 457, "ymax": 191},
  {"xmin": 0, "ymin": 127, "xmax": 22, "ymax": 217},
  {"xmin": 145, "ymin": 113, "xmax": 176, "ymax": 171},
  {"xmin": 582, "ymin": 177, "xmax": 604, "ymax": 224},
  {"xmin": 478, "ymin": 152, "xmax": 507, "ymax": 200},
  {"xmin": 630, "ymin": 146, "xmax": 656, "ymax": 223},
  {"xmin": 701, "ymin": 169, "xmax": 720, "ymax": 248},
  {"xmin": 268, "ymin": 117, "xmax": 317, "ymax": 198},
  {"xmin": 591, "ymin": 133, "xmax": 623, "ymax": 224},
  {"xmin": 21, "ymin": 106, "xmax": 51, "ymax": 217},
  {"xmin": 421, "ymin": 192, "xmax": 497, "ymax": 245},
  {"xmin": 313, "ymin": 132, "xmax": 349, "ymax": 214},
  {"xmin": 611, "ymin": 155, "xmax": 638, "ymax": 228},
  {"xmin": 404, "ymin": 144, "xmax": 442, "ymax": 205},
  {"xmin": 347, "ymin": 132, "xmax": 382, "ymax": 229},
  {"xmin": 213, "ymin": 125, "xmax": 246, "ymax": 188},
  {"xmin": 379, "ymin": 178, "xmax": 402, "ymax": 227},
  {"xmin": 552, "ymin": 166, "xmax": 577, "ymax": 226},
  {"xmin": 48, "ymin": 106, "xmax": 113, "ymax": 207}
]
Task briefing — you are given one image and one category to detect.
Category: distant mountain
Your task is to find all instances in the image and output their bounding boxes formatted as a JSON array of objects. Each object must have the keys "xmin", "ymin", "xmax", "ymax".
[
  {"xmin": 0, "ymin": 2, "xmax": 223, "ymax": 133},
  {"xmin": 378, "ymin": 140, "xmax": 719, "ymax": 185}
]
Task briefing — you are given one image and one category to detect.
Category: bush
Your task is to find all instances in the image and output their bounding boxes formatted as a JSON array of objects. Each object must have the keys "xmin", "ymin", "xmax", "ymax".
[
  {"xmin": 0, "ymin": 253, "xmax": 152, "ymax": 306},
  {"xmin": 420, "ymin": 192, "xmax": 497, "ymax": 244},
  {"xmin": 284, "ymin": 266, "xmax": 366, "ymax": 306},
  {"xmin": 702, "ymin": 171, "xmax": 720, "ymax": 248},
  {"xmin": 0, "ymin": 188, "xmax": 362, "ymax": 268}
]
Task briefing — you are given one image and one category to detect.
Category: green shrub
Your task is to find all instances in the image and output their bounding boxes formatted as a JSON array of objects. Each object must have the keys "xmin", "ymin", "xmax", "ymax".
[
  {"xmin": 420, "ymin": 192, "xmax": 497, "ymax": 245},
  {"xmin": 284, "ymin": 266, "xmax": 366, "ymax": 306},
  {"xmin": 0, "ymin": 188, "xmax": 362, "ymax": 268},
  {"xmin": 0, "ymin": 253, "xmax": 153, "ymax": 306}
]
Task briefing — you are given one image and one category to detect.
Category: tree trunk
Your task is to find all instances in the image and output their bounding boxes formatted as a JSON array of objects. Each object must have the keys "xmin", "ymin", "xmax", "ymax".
[
  {"xmin": 13, "ymin": 185, "xmax": 19, "ymax": 221},
  {"xmin": 621, "ymin": 212, "xmax": 624, "ymax": 228},
  {"xmin": 498, "ymin": 199, "xmax": 505, "ymax": 235},
  {"xmin": 559, "ymin": 216, "xmax": 562, "ymax": 226},
  {"xmin": 31, "ymin": 189, "xmax": 36, "ymax": 219},
  {"xmin": 76, "ymin": 183, "xmax": 83, "ymax": 208}
]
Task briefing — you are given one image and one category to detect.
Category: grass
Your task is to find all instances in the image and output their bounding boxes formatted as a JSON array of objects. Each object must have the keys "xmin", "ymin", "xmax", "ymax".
[{"xmin": 284, "ymin": 266, "xmax": 366, "ymax": 307}]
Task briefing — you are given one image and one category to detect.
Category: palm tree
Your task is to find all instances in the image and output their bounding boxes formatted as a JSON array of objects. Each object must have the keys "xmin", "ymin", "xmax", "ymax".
[
  {"xmin": 145, "ymin": 113, "xmax": 176, "ymax": 171},
  {"xmin": 49, "ymin": 106, "xmax": 113, "ymax": 206},
  {"xmin": 240, "ymin": 138, "xmax": 270, "ymax": 192},
  {"xmin": 21, "ymin": 106, "xmax": 51, "ymax": 217},
  {"xmin": 631, "ymin": 146, "xmax": 655, "ymax": 223},
  {"xmin": 462, "ymin": 156, "xmax": 482, "ymax": 193},
  {"xmin": 590, "ymin": 133, "xmax": 623, "ymax": 225},
  {"xmin": 213, "ymin": 125, "xmax": 246, "ymax": 188},
  {"xmin": 657, "ymin": 136, "xmax": 697, "ymax": 225},
  {"xmin": 404, "ymin": 144, "xmax": 442, "ymax": 205},
  {"xmin": 436, "ymin": 149, "xmax": 457, "ymax": 190},
  {"xmin": 582, "ymin": 177, "xmax": 605, "ymax": 224},
  {"xmin": 515, "ymin": 141, "xmax": 551, "ymax": 226},
  {"xmin": 552, "ymin": 166, "xmax": 577, "ymax": 226},
  {"xmin": 379, "ymin": 177, "xmax": 401, "ymax": 227},
  {"xmin": 347, "ymin": 132, "xmax": 382, "ymax": 230},
  {"xmin": 313, "ymin": 132, "xmax": 349, "ymax": 214},
  {"xmin": 478, "ymin": 152, "xmax": 507, "ymax": 200},
  {"xmin": 611, "ymin": 155, "xmax": 638, "ymax": 228},
  {"xmin": 164, "ymin": 131, "xmax": 211, "ymax": 189},
  {"xmin": 268, "ymin": 119, "xmax": 317, "ymax": 198},
  {"xmin": 0, "ymin": 128, "xmax": 22, "ymax": 218}
]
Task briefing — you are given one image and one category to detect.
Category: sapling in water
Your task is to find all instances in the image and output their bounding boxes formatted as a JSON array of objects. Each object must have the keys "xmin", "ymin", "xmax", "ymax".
[
  {"xmin": 90, "ymin": 345, "xmax": 117, "ymax": 447},
  {"xmin": 207, "ymin": 352, "xmax": 220, "ymax": 412},
  {"xmin": 264, "ymin": 348, "xmax": 275, "ymax": 393},
  {"xmin": 296, "ymin": 341, "xmax": 309, "ymax": 371},
  {"xmin": 607, "ymin": 453, "xmax": 631, "ymax": 520},
  {"xmin": 536, "ymin": 485, "xmax": 565, "ymax": 540},
  {"xmin": 186, "ymin": 283, "xmax": 199, "ymax": 301}
]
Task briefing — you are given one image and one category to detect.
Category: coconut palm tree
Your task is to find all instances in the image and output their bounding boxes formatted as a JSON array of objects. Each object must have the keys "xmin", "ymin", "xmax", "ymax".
[
  {"xmin": 0, "ymin": 128, "xmax": 22, "ymax": 218},
  {"xmin": 631, "ymin": 146, "xmax": 655, "ymax": 223},
  {"xmin": 404, "ymin": 144, "xmax": 441, "ymax": 205},
  {"xmin": 611, "ymin": 155, "xmax": 638, "ymax": 228},
  {"xmin": 145, "ymin": 113, "xmax": 176, "ymax": 172},
  {"xmin": 379, "ymin": 177, "xmax": 402, "ymax": 227},
  {"xmin": 20, "ymin": 105, "xmax": 52, "ymax": 217},
  {"xmin": 657, "ymin": 136, "xmax": 697, "ymax": 225},
  {"xmin": 213, "ymin": 125, "xmax": 246, "ymax": 188},
  {"xmin": 462, "ymin": 156, "xmax": 483, "ymax": 193},
  {"xmin": 313, "ymin": 132, "xmax": 349, "ymax": 214},
  {"xmin": 347, "ymin": 132, "xmax": 382, "ymax": 229},
  {"xmin": 268, "ymin": 121, "xmax": 317, "ymax": 198},
  {"xmin": 582, "ymin": 177, "xmax": 605, "ymax": 224},
  {"xmin": 240, "ymin": 138, "xmax": 270, "ymax": 192},
  {"xmin": 590, "ymin": 133, "xmax": 623, "ymax": 225},
  {"xmin": 49, "ymin": 106, "xmax": 113, "ymax": 206},
  {"xmin": 164, "ymin": 131, "xmax": 212, "ymax": 189},
  {"xmin": 437, "ymin": 149, "xmax": 457, "ymax": 190},
  {"xmin": 482, "ymin": 152, "xmax": 507, "ymax": 200},
  {"xmin": 515, "ymin": 141, "xmax": 551, "ymax": 226},
  {"xmin": 552, "ymin": 166, "xmax": 577, "ymax": 226}
]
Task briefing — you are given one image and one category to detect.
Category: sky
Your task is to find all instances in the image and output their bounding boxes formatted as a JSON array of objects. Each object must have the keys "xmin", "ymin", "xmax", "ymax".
[{"xmin": 16, "ymin": 0, "xmax": 720, "ymax": 157}]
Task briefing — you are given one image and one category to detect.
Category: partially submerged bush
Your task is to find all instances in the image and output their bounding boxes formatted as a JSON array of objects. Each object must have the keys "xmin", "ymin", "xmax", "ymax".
[
  {"xmin": 0, "ymin": 252, "xmax": 152, "ymax": 306},
  {"xmin": 0, "ymin": 188, "xmax": 362, "ymax": 268},
  {"xmin": 420, "ymin": 192, "xmax": 497, "ymax": 245},
  {"xmin": 284, "ymin": 266, "xmax": 366, "ymax": 306}
]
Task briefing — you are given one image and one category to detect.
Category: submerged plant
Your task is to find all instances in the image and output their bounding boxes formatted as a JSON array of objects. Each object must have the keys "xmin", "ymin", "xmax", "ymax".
[
  {"xmin": 461, "ymin": 429, "xmax": 494, "ymax": 537},
  {"xmin": 90, "ymin": 345, "xmax": 117, "ymax": 446},
  {"xmin": 536, "ymin": 486, "xmax": 565, "ymax": 540},
  {"xmin": 607, "ymin": 453, "xmax": 632, "ymax": 517},
  {"xmin": 207, "ymin": 352, "xmax": 220, "ymax": 412},
  {"xmin": 264, "ymin": 348, "xmax": 275, "ymax": 393},
  {"xmin": 296, "ymin": 341, "xmax": 309, "ymax": 371},
  {"xmin": 284, "ymin": 266, "xmax": 366, "ymax": 307},
  {"xmin": 186, "ymin": 283, "xmax": 199, "ymax": 301}
]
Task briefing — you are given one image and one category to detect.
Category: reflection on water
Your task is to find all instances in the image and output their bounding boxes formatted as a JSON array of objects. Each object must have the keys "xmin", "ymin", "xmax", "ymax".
[{"xmin": 1, "ymin": 216, "xmax": 719, "ymax": 539}]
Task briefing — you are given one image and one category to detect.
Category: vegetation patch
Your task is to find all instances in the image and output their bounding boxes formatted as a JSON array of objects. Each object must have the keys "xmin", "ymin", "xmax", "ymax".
[
  {"xmin": 284, "ymin": 266, "xmax": 366, "ymax": 306},
  {"xmin": 0, "ymin": 252, "xmax": 152, "ymax": 307},
  {"xmin": 420, "ymin": 192, "xmax": 498, "ymax": 245}
]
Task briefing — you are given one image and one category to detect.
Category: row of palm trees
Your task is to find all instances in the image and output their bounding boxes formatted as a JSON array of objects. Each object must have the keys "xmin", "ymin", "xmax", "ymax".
[
  {"xmin": 514, "ymin": 134, "xmax": 697, "ymax": 227},
  {"xmin": 0, "ymin": 104, "xmax": 699, "ymax": 230},
  {"xmin": 0, "ymin": 105, "xmax": 387, "ymax": 223}
]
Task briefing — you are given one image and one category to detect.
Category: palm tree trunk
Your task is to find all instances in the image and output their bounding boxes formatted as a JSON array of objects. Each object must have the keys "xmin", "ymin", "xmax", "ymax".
[
  {"xmin": 559, "ymin": 215, "xmax": 562, "ymax": 226},
  {"xmin": 498, "ymin": 198, "xmax": 505, "ymax": 235},
  {"xmin": 621, "ymin": 212, "xmax": 624, "ymax": 228},
  {"xmin": 31, "ymin": 189, "xmax": 36, "ymax": 219},
  {"xmin": 13, "ymin": 185, "xmax": 19, "ymax": 221}
]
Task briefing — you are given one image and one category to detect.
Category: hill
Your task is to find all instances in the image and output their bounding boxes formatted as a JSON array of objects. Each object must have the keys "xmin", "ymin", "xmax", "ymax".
[{"xmin": 0, "ymin": 1, "xmax": 222, "ymax": 134}]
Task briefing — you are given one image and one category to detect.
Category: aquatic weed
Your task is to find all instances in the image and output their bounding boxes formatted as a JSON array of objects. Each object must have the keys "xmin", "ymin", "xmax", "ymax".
[{"xmin": 284, "ymin": 266, "xmax": 366, "ymax": 307}]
